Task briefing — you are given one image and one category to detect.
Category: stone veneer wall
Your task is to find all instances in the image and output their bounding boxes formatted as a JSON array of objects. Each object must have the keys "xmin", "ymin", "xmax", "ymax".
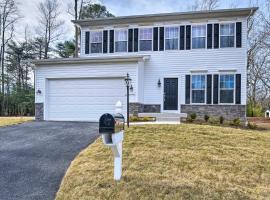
[
  {"xmin": 129, "ymin": 103, "xmax": 161, "ymax": 115},
  {"xmin": 181, "ymin": 105, "xmax": 246, "ymax": 120},
  {"xmin": 35, "ymin": 103, "xmax": 44, "ymax": 121}
]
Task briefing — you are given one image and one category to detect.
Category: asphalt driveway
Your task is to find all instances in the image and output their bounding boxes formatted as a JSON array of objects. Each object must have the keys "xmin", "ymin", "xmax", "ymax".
[{"xmin": 0, "ymin": 121, "xmax": 99, "ymax": 200}]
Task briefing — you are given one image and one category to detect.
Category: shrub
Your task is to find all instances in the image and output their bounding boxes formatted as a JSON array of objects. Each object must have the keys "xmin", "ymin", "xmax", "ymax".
[
  {"xmin": 186, "ymin": 115, "xmax": 193, "ymax": 123},
  {"xmin": 190, "ymin": 113, "xmax": 197, "ymax": 121},
  {"xmin": 219, "ymin": 116, "xmax": 224, "ymax": 124},
  {"xmin": 204, "ymin": 114, "xmax": 210, "ymax": 122},
  {"xmin": 232, "ymin": 118, "xmax": 241, "ymax": 126},
  {"xmin": 247, "ymin": 122, "xmax": 257, "ymax": 129}
]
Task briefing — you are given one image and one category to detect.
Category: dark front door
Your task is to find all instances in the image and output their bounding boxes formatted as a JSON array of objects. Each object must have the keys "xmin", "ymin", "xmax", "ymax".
[{"xmin": 164, "ymin": 78, "xmax": 178, "ymax": 110}]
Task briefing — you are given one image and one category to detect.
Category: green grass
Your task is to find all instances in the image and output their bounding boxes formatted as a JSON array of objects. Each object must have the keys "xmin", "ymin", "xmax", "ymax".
[
  {"xmin": 56, "ymin": 124, "xmax": 270, "ymax": 200},
  {"xmin": 0, "ymin": 117, "xmax": 33, "ymax": 127}
]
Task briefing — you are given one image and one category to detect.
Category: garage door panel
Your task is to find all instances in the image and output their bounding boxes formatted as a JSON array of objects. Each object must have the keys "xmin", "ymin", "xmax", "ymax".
[{"xmin": 47, "ymin": 78, "xmax": 126, "ymax": 121}]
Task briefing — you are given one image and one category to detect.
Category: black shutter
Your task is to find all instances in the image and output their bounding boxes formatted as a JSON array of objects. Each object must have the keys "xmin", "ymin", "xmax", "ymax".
[
  {"xmin": 159, "ymin": 27, "xmax": 164, "ymax": 51},
  {"xmin": 214, "ymin": 24, "xmax": 219, "ymax": 49},
  {"xmin": 180, "ymin": 26, "xmax": 185, "ymax": 50},
  {"xmin": 236, "ymin": 22, "xmax": 242, "ymax": 48},
  {"xmin": 213, "ymin": 74, "xmax": 219, "ymax": 104},
  {"xmin": 207, "ymin": 24, "xmax": 213, "ymax": 49},
  {"xmin": 186, "ymin": 25, "xmax": 191, "ymax": 50},
  {"xmin": 128, "ymin": 29, "xmax": 133, "ymax": 52},
  {"xmin": 109, "ymin": 30, "xmax": 114, "ymax": 53},
  {"xmin": 103, "ymin": 30, "xmax": 108, "ymax": 53},
  {"xmin": 207, "ymin": 75, "xmax": 212, "ymax": 104},
  {"xmin": 185, "ymin": 75, "xmax": 191, "ymax": 104},
  {"xmin": 153, "ymin": 27, "xmax": 159, "ymax": 51},
  {"xmin": 85, "ymin": 31, "xmax": 90, "ymax": 54},
  {"xmin": 134, "ymin": 28, "xmax": 138, "ymax": 52},
  {"xmin": 236, "ymin": 74, "xmax": 241, "ymax": 104}
]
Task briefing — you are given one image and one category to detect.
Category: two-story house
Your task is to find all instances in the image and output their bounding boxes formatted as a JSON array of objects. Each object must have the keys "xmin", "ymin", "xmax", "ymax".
[{"xmin": 33, "ymin": 7, "xmax": 257, "ymax": 122}]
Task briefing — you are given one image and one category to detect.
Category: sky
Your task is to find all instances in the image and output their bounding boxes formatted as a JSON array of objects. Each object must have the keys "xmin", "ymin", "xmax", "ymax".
[{"xmin": 16, "ymin": 0, "xmax": 262, "ymax": 41}]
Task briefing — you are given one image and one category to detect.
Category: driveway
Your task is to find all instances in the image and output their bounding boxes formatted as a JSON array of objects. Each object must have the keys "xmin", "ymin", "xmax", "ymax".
[{"xmin": 0, "ymin": 121, "xmax": 99, "ymax": 200}]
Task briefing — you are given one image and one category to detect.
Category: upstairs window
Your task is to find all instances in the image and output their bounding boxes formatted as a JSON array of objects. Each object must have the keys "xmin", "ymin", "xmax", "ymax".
[
  {"xmin": 90, "ymin": 31, "xmax": 102, "ymax": 53},
  {"xmin": 219, "ymin": 74, "xmax": 235, "ymax": 103},
  {"xmin": 192, "ymin": 25, "xmax": 206, "ymax": 49},
  {"xmin": 165, "ymin": 27, "xmax": 179, "ymax": 50},
  {"xmin": 220, "ymin": 23, "xmax": 235, "ymax": 48},
  {"xmin": 139, "ymin": 28, "xmax": 153, "ymax": 51},
  {"xmin": 115, "ymin": 29, "xmax": 128, "ymax": 52},
  {"xmin": 191, "ymin": 75, "xmax": 206, "ymax": 103}
]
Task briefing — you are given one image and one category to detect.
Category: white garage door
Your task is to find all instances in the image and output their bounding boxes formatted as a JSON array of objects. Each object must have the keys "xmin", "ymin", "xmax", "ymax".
[{"xmin": 46, "ymin": 78, "xmax": 126, "ymax": 121}]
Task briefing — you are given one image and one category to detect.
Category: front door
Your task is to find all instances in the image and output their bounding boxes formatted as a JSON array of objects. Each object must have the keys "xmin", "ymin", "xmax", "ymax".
[{"xmin": 164, "ymin": 78, "xmax": 178, "ymax": 110}]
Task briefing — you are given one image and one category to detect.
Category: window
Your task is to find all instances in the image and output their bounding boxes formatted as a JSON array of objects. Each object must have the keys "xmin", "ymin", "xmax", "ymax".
[
  {"xmin": 115, "ymin": 29, "xmax": 128, "ymax": 52},
  {"xmin": 220, "ymin": 23, "xmax": 235, "ymax": 48},
  {"xmin": 139, "ymin": 28, "xmax": 152, "ymax": 51},
  {"xmin": 191, "ymin": 75, "xmax": 206, "ymax": 103},
  {"xmin": 90, "ymin": 31, "xmax": 102, "ymax": 53},
  {"xmin": 165, "ymin": 27, "xmax": 179, "ymax": 50},
  {"xmin": 219, "ymin": 74, "xmax": 235, "ymax": 103},
  {"xmin": 192, "ymin": 25, "xmax": 206, "ymax": 49}
]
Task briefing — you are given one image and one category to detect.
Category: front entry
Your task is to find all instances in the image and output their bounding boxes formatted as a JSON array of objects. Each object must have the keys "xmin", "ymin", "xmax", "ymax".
[{"xmin": 163, "ymin": 78, "xmax": 178, "ymax": 110}]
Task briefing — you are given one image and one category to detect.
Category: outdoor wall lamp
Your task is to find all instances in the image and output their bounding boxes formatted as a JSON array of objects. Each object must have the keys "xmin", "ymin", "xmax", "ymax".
[
  {"xmin": 130, "ymin": 84, "xmax": 133, "ymax": 92},
  {"xmin": 157, "ymin": 79, "xmax": 161, "ymax": 87},
  {"xmin": 36, "ymin": 89, "xmax": 42, "ymax": 95}
]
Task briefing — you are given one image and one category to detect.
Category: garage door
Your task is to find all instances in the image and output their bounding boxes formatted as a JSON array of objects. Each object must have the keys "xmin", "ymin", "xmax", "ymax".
[{"xmin": 46, "ymin": 78, "xmax": 126, "ymax": 121}]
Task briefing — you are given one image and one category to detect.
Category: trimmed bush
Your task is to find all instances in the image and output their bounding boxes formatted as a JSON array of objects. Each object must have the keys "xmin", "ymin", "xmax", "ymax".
[
  {"xmin": 219, "ymin": 116, "xmax": 224, "ymax": 124},
  {"xmin": 232, "ymin": 118, "xmax": 241, "ymax": 126},
  {"xmin": 247, "ymin": 122, "xmax": 257, "ymax": 129},
  {"xmin": 204, "ymin": 114, "xmax": 210, "ymax": 122},
  {"xmin": 190, "ymin": 113, "xmax": 197, "ymax": 121}
]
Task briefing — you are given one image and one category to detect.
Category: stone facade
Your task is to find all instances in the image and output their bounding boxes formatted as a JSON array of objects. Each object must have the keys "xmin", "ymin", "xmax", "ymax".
[
  {"xmin": 143, "ymin": 104, "xmax": 161, "ymax": 113},
  {"xmin": 35, "ymin": 103, "xmax": 44, "ymax": 121},
  {"xmin": 129, "ymin": 103, "xmax": 144, "ymax": 116},
  {"xmin": 129, "ymin": 103, "xmax": 161, "ymax": 115},
  {"xmin": 181, "ymin": 105, "xmax": 246, "ymax": 120}
]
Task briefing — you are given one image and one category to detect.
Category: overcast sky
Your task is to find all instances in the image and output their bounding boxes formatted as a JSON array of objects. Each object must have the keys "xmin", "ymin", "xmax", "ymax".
[{"xmin": 16, "ymin": 0, "xmax": 261, "ymax": 41}]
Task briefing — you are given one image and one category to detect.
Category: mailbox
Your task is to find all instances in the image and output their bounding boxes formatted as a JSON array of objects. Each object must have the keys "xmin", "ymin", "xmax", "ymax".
[
  {"xmin": 99, "ymin": 113, "xmax": 125, "ymax": 134},
  {"xmin": 99, "ymin": 101, "xmax": 125, "ymax": 181}
]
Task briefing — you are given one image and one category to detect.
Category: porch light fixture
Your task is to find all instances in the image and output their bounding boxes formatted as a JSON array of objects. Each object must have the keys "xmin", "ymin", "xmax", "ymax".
[
  {"xmin": 124, "ymin": 73, "xmax": 132, "ymax": 127},
  {"xmin": 36, "ymin": 89, "xmax": 42, "ymax": 95},
  {"xmin": 130, "ymin": 84, "xmax": 133, "ymax": 92},
  {"xmin": 157, "ymin": 79, "xmax": 161, "ymax": 87}
]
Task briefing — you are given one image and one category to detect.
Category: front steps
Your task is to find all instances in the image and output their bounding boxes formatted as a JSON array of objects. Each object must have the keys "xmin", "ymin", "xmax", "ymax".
[{"xmin": 138, "ymin": 112, "xmax": 187, "ymax": 123}]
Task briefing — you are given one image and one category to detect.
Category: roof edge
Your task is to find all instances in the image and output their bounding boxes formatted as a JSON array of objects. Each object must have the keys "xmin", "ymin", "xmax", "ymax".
[{"xmin": 72, "ymin": 7, "xmax": 258, "ymax": 27}]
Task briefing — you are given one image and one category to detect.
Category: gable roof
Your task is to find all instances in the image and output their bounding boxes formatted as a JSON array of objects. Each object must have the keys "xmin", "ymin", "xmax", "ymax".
[{"xmin": 72, "ymin": 7, "xmax": 258, "ymax": 27}]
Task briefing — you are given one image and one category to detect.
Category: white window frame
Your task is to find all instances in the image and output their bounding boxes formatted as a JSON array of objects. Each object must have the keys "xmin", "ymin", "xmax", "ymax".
[
  {"xmin": 139, "ymin": 27, "xmax": 153, "ymax": 52},
  {"xmin": 191, "ymin": 74, "xmax": 207, "ymax": 104},
  {"xmin": 114, "ymin": 29, "xmax": 128, "ymax": 53},
  {"xmin": 164, "ymin": 26, "xmax": 179, "ymax": 50},
  {"xmin": 218, "ymin": 74, "xmax": 235, "ymax": 104},
  {"xmin": 219, "ymin": 23, "xmax": 236, "ymax": 48},
  {"xmin": 191, "ymin": 24, "xmax": 206, "ymax": 49},
  {"xmin": 90, "ymin": 30, "xmax": 103, "ymax": 54}
]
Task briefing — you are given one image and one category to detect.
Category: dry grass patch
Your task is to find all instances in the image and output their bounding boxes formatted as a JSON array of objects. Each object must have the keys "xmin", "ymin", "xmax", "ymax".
[
  {"xmin": 0, "ymin": 117, "xmax": 33, "ymax": 127},
  {"xmin": 56, "ymin": 124, "xmax": 270, "ymax": 200}
]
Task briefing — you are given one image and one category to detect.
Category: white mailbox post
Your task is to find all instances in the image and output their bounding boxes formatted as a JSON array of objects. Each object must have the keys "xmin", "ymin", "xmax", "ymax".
[{"xmin": 99, "ymin": 101, "xmax": 124, "ymax": 181}]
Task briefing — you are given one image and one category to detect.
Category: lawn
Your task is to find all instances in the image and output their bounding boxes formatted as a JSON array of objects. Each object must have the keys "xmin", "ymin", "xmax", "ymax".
[
  {"xmin": 0, "ymin": 117, "xmax": 33, "ymax": 126},
  {"xmin": 56, "ymin": 124, "xmax": 270, "ymax": 200}
]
